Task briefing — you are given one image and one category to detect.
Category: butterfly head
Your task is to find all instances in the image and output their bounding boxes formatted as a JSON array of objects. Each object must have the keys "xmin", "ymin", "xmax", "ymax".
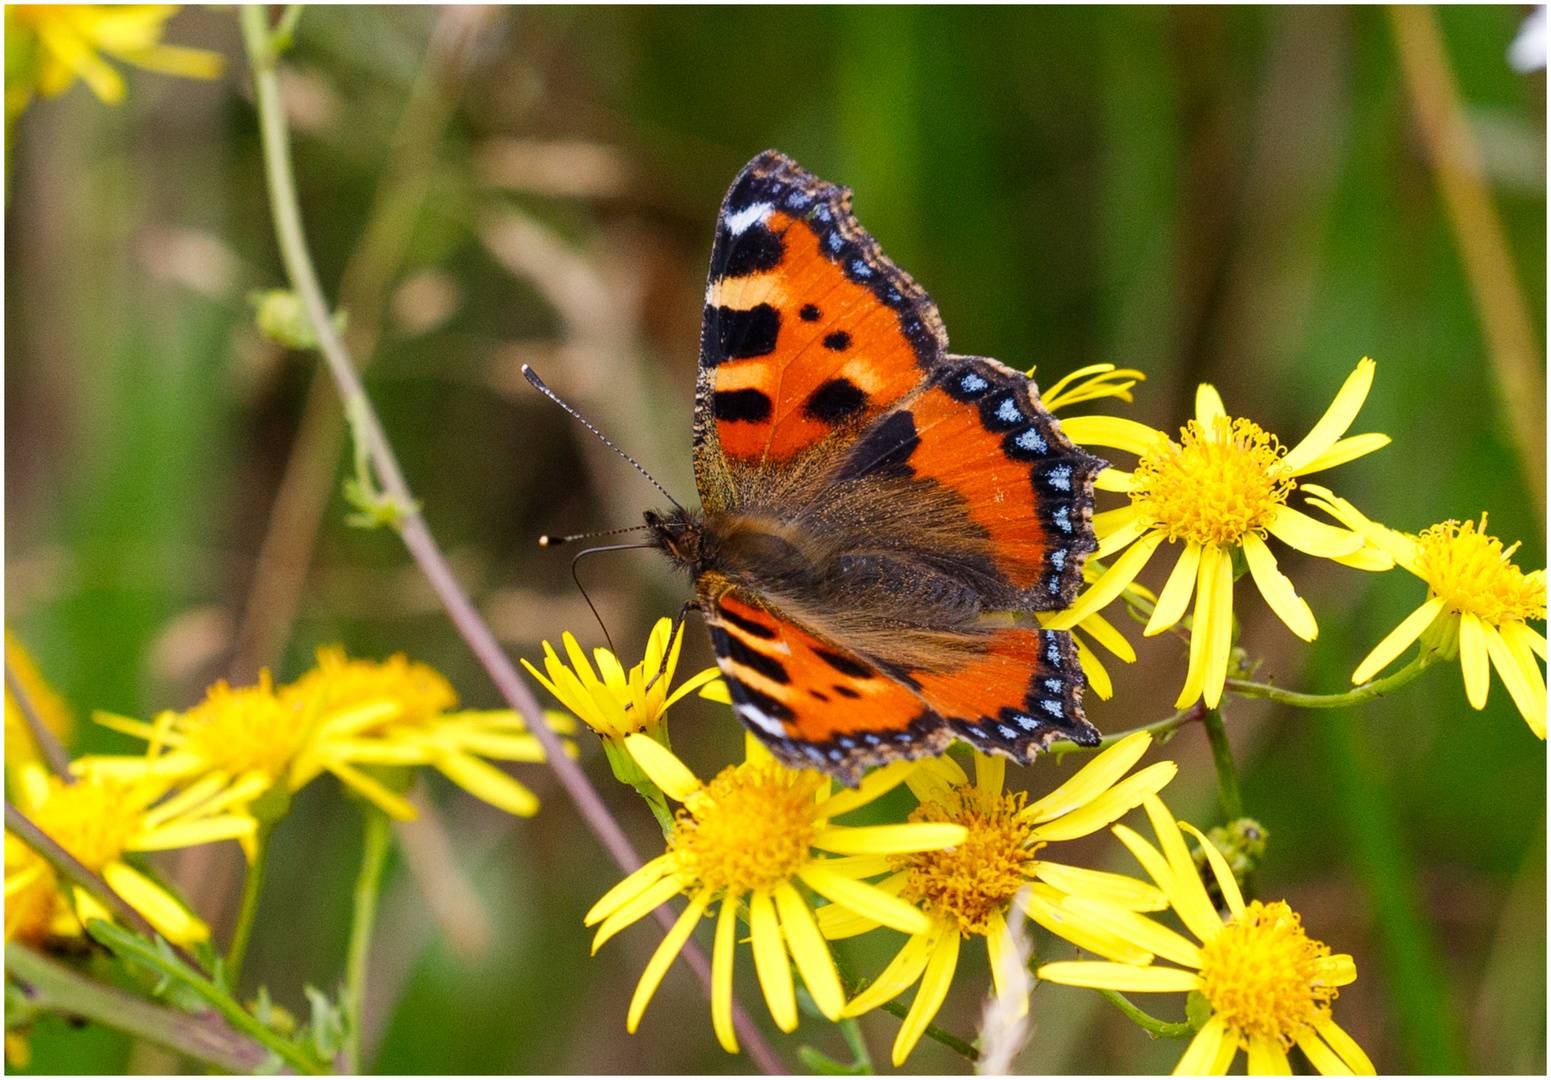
[{"xmin": 645, "ymin": 506, "xmax": 710, "ymax": 575}]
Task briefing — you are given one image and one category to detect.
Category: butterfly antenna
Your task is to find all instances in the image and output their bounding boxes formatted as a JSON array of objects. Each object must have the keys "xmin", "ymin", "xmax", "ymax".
[
  {"xmin": 522, "ymin": 366, "xmax": 683, "ymax": 511},
  {"xmin": 538, "ymin": 524, "xmax": 651, "ymax": 548}
]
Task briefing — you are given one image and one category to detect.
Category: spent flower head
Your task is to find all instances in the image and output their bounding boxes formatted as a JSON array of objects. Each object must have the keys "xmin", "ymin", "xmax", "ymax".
[
  {"xmin": 1039, "ymin": 792, "xmax": 1373, "ymax": 1075},
  {"xmin": 1051, "ymin": 358, "xmax": 1390, "ymax": 708},
  {"xmin": 824, "ymin": 733, "xmax": 1176, "ymax": 1066},
  {"xmin": 1306, "ymin": 488, "xmax": 1547, "ymax": 736},
  {"xmin": 585, "ymin": 733, "xmax": 966, "ymax": 1054}
]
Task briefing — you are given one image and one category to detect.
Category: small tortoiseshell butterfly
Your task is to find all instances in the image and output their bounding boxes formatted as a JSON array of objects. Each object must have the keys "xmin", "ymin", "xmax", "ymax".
[{"xmin": 646, "ymin": 151, "xmax": 1107, "ymax": 785}]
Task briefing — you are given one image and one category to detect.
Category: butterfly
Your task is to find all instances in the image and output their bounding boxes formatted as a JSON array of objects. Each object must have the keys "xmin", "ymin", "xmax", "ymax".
[{"xmin": 646, "ymin": 150, "xmax": 1106, "ymax": 785}]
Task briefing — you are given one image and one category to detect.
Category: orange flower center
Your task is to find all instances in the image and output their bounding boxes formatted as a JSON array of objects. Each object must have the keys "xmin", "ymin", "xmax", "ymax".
[{"xmin": 1131, "ymin": 417, "xmax": 1292, "ymax": 547}]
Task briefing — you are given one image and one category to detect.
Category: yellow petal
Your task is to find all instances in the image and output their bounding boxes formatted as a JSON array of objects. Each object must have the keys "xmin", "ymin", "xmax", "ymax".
[
  {"xmin": 821, "ymin": 759, "xmax": 917, "ymax": 818},
  {"xmin": 1351, "ymin": 597, "xmax": 1446, "ymax": 684},
  {"xmin": 698, "ymin": 678, "xmax": 732, "ymax": 704},
  {"xmin": 626, "ymin": 887, "xmax": 712, "ymax": 1033},
  {"xmin": 840, "ymin": 930, "xmax": 934, "ymax": 1017},
  {"xmin": 1047, "ymin": 531, "xmax": 1166, "ymax": 630},
  {"xmin": 1243, "ymin": 533, "xmax": 1317, "ymax": 641},
  {"xmin": 1174, "ymin": 1015, "xmax": 1233, "ymax": 1075},
  {"xmin": 800, "ymin": 863, "xmax": 928, "ymax": 935},
  {"xmin": 1281, "ymin": 358, "xmax": 1375, "ymax": 475},
  {"xmin": 623, "ymin": 735, "xmax": 701, "ymax": 802},
  {"xmin": 433, "ymin": 750, "xmax": 540, "ymax": 817},
  {"xmin": 1294, "ymin": 432, "xmax": 1391, "ymax": 476},
  {"xmin": 985, "ymin": 909, "xmax": 1027, "ymax": 1018},
  {"xmin": 1095, "ymin": 467, "xmax": 1137, "ymax": 494},
  {"xmin": 1299, "ymin": 486, "xmax": 1420, "ymax": 571},
  {"xmin": 325, "ymin": 763, "xmax": 418, "ymax": 821},
  {"xmin": 1060, "ymin": 895, "xmax": 1202, "ymax": 967},
  {"xmin": 974, "ymin": 750, "xmax": 1006, "ymax": 799},
  {"xmin": 1036, "ymin": 960, "xmax": 1199, "ymax": 993},
  {"xmin": 813, "ymin": 822, "xmax": 967, "ymax": 855},
  {"xmin": 1060, "ymin": 415, "xmax": 1163, "ymax": 456},
  {"xmin": 1024, "ymin": 883, "xmax": 1154, "ymax": 964},
  {"xmin": 1481, "ymin": 624, "xmax": 1544, "ymax": 736},
  {"xmin": 1034, "ymin": 861, "xmax": 1168, "ymax": 911},
  {"xmin": 1458, "ymin": 612, "xmax": 1491, "ymax": 709},
  {"xmin": 662, "ymin": 665, "xmax": 722, "ymax": 710},
  {"xmin": 906, "ymin": 756, "xmax": 970, "ymax": 803},
  {"xmin": 1200, "ymin": 544, "xmax": 1236, "ymax": 709},
  {"xmin": 1314, "ymin": 1016, "xmax": 1377, "ymax": 1075},
  {"xmin": 1265, "ymin": 506, "xmax": 1363, "ymax": 559},
  {"xmin": 1179, "ymin": 821, "xmax": 1244, "ymax": 917},
  {"xmin": 1072, "ymin": 634, "xmax": 1113, "ymax": 700},
  {"xmin": 1247, "ymin": 1033, "xmax": 1292, "ymax": 1074},
  {"xmin": 749, "ymin": 889, "xmax": 797, "ymax": 1031},
  {"xmin": 1142, "ymin": 794, "xmax": 1221, "ymax": 944},
  {"xmin": 1296, "ymin": 1028, "xmax": 1356, "ymax": 1075},
  {"xmin": 711, "ymin": 894, "xmax": 739, "ymax": 1054},
  {"xmin": 1093, "ymin": 504, "xmax": 1144, "ymax": 545},
  {"xmin": 1146, "ymin": 541, "xmax": 1202, "ymax": 636},
  {"xmin": 816, "ymin": 870, "xmax": 906, "ymax": 940},
  {"xmin": 1031, "ymin": 761, "xmax": 1178, "ymax": 842},
  {"xmin": 591, "ymin": 874, "xmax": 683, "ymax": 954},
  {"xmin": 1077, "ymin": 609, "xmax": 1136, "ymax": 662},
  {"xmin": 131, "ymin": 816, "xmax": 255, "ymax": 852},
  {"xmin": 584, "ymin": 853, "xmax": 675, "ymax": 925},
  {"xmin": 102, "ymin": 861, "xmax": 208, "ymax": 945},
  {"xmin": 1195, "ymin": 383, "xmax": 1227, "ymax": 425},
  {"xmin": 1023, "ymin": 730, "xmax": 1153, "ymax": 824},
  {"xmin": 774, "ymin": 880, "xmax": 845, "ymax": 1020},
  {"xmin": 891, "ymin": 929, "xmax": 960, "ymax": 1067}
]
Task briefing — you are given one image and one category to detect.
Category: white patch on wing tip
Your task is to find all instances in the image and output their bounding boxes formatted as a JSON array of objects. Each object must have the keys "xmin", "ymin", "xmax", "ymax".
[{"xmin": 725, "ymin": 202, "xmax": 773, "ymax": 236}]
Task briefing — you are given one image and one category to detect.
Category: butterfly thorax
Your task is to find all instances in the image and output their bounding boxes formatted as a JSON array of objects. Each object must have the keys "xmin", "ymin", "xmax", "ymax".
[{"xmin": 646, "ymin": 506, "xmax": 823, "ymax": 595}]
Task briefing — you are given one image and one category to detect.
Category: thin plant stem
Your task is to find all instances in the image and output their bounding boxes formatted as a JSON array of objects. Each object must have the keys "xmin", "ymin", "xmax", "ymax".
[
  {"xmin": 1047, "ymin": 702, "xmax": 1205, "ymax": 759},
  {"xmin": 344, "ymin": 805, "xmax": 393, "ymax": 1075},
  {"xmin": 838, "ymin": 962, "xmax": 979, "ymax": 1064},
  {"xmin": 1201, "ymin": 708, "xmax": 1242, "ymax": 822},
  {"xmin": 6, "ymin": 942, "xmax": 275, "ymax": 1073},
  {"xmin": 1224, "ymin": 651, "xmax": 1434, "ymax": 708},
  {"xmin": 1093, "ymin": 988, "xmax": 1193, "ymax": 1039},
  {"xmin": 237, "ymin": 8, "xmax": 783, "ymax": 1071},
  {"xmin": 223, "ymin": 821, "xmax": 275, "ymax": 992},
  {"xmin": 5, "ymin": 656, "xmax": 72, "ymax": 780},
  {"xmin": 1388, "ymin": 4, "xmax": 1546, "ymax": 524},
  {"xmin": 837, "ymin": 1015, "xmax": 874, "ymax": 1072}
]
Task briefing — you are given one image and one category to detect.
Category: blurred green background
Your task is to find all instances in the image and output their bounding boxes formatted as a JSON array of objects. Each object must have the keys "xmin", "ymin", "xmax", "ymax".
[{"xmin": 5, "ymin": 5, "xmax": 1544, "ymax": 1074}]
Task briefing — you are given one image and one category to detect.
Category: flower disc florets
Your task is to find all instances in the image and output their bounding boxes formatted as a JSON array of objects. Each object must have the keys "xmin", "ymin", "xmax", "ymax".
[
  {"xmin": 895, "ymin": 788, "xmax": 1035, "ymax": 937},
  {"xmin": 1198, "ymin": 899, "xmax": 1336, "ymax": 1048},
  {"xmin": 27, "ymin": 776, "xmax": 139, "ymax": 873},
  {"xmin": 180, "ymin": 672, "xmax": 310, "ymax": 781},
  {"xmin": 669, "ymin": 761, "xmax": 823, "ymax": 895},
  {"xmin": 1416, "ymin": 516, "xmax": 1547, "ymax": 627},
  {"xmin": 1132, "ymin": 417, "xmax": 1293, "ymax": 547}
]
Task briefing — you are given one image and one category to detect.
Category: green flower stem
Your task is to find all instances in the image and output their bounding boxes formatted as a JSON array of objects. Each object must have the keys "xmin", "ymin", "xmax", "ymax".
[
  {"xmin": 343, "ymin": 806, "xmax": 393, "ymax": 1075},
  {"xmin": 1047, "ymin": 702, "xmax": 1206, "ymax": 759},
  {"xmin": 837, "ymin": 1015, "xmax": 874, "ymax": 1072},
  {"xmin": 837, "ymin": 964, "xmax": 978, "ymax": 1064},
  {"xmin": 4, "ymin": 656, "xmax": 72, "ymax": 780},
  {"xmin": 1224, "ymin": 651, "xmax": 1434, "ymax": 708},
  {"xmin": 238, "ymin": 11, "xmax": 784, "ymax": 1071},
  {"xmin": 1093, "ymin": 988, "xmax": 1193, "ymax": 1039},
  {"xmin": 223, "ymin": 821, "xmax": 275, "ymax": 992},
  {"xmin": 1201, "ymin": 707, "xmax": 1243, "ymax": 821},
  {"xmin": 5, "ymin": 942, "xmax": 276, "ymax": 1073},
  {"xmin": 86, "ymin": 920, "xmax": 328, "ymax": 1074}
]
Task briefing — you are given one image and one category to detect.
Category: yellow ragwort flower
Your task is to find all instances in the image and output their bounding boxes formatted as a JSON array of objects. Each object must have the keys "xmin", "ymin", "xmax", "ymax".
[
  {"xmin": 523, "ymin": 618, "xmax": 720, "ymax": 743},
  {"xmin": 1305, "ymin": 488, "xmax": 1547, "ymax": 737},
  {"xmin": 6, "ymin": 761, "xmax": 255, "ymax": 945},
  {"xmin": 1039, "ymin": 793, "xmax": 1374, "ymax": 1075},
  {"xmin": 1049, "ymin": 358, "xmax": 1391, "ymax": 708},
  {"xmin": 824, "ymin": 733, "xmax": 1176, "ymax": 1066},
  {"xmin": 4, "ymin": 630, "xmax": 73, "ymax": 778},
  {"xmin": 585, "ymin": 733, "xmax": 967, "ymax": 1054},
  {"xmin": 6, "ymin": 5, "xmax": 223, "ymax": 116},
  {"xmin": 77, "ymin": 648, "xmax": 564, "ymax": 831}
]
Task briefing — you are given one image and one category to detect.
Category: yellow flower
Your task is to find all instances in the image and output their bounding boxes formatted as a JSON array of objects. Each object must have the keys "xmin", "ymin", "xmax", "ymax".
[
  {"xmin": 1038, "ymin": 793, "xmax": 1373, "ymax": 1076},
  {"xmin": 1305, "ymin": 488, "xmax": 1547, "ymax": 737},
  {"xmin": 4, "ymin": 831, "xmax": 80, "ymax": 945},
  {"xmin": 523, "ymin": 618, "xmax": 720, "ymax": 743},
  {"xmin": 6, "ymin": 761, "xmax": 255, "ymax": 945},
  {"xmin": 585, "ymin": 733, "xmax": 967, "ymax": 1054},
  {"xmin": 6, "ymin": 5, "xmax": 224, "ymax": 116},
  {"xmin": 1035, "ymin": 361, "xmax": 1148, "ymax": 414},
  {"xmin": 825, "ymin": 733, "xmax": 1176, "ymax": 1066},
  {"xmin": 1049, "ymin": 358, "xmax": 1391, "ymax": 708},
  {"xmin": 4, "ymin": 630, "xmax": 73, "ymax": 777},
  {"xmin": 77, "ymin": 648, "xmax": 565, "ymax": 829}
]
